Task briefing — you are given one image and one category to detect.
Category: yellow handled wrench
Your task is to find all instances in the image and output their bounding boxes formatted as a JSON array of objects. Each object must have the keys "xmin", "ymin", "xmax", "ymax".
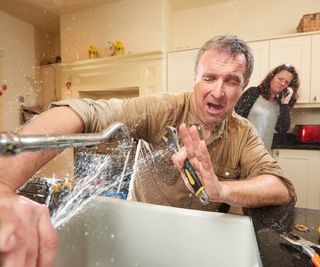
[{"xmin": 162, "ymin": 126, "xmax": 209, "ymax": 205}]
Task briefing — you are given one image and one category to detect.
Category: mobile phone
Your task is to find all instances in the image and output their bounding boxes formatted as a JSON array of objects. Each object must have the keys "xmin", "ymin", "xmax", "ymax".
[{"xmin": 283, "ymin": 88, "xmax": 290, "ymax": 97}]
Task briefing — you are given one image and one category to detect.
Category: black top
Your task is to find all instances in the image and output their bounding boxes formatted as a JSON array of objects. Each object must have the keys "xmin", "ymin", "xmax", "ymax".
[{"xmin": 235, "ymin": 86, "xmax": 291, "ymax": 135}]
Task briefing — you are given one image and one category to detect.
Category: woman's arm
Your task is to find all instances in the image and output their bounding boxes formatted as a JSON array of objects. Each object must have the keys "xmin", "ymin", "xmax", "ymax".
[
  {"xmin": 234, "ymin": 87, "xmax": 259, "ymax": 118},
  {"xmin": 275, "ymin": 104, "xmax": 290, "ymax": 135}
]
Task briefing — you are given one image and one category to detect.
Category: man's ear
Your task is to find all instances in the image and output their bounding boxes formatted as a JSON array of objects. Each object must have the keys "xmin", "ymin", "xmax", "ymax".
[{"xmin": 193, "ymin": 72, "xmax": 196, "ymax": 85}]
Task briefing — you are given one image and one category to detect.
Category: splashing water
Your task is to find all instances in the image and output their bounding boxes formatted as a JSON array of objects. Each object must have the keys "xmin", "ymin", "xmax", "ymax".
[{"xmin": 50, "ymin": 139, "xmax": 169, "ymax": 229}]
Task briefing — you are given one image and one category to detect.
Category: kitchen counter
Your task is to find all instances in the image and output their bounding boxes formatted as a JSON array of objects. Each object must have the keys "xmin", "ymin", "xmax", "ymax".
[
  {"xmin": 272, "ymin": 134, "xmax": 320, "ymax": 150},
  {"xmin": 248, "ymin": 206, "xmax": 320, "ymax": 266}
]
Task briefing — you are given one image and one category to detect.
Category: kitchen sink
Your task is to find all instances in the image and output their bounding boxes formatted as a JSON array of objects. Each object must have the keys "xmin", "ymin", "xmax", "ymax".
[{"xmin": 54, "ymin": 197, "xmax": 261, "ymax": 267}]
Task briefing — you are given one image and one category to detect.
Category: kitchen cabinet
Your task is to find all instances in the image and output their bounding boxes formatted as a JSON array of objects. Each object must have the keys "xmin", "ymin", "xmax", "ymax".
[
  {"xmin": 246, "ymin": 40, "xmax": 269, "ymax": 89},
  {"xmin": 0, "ymin": 96, "xmax": 2, "ymax": 131},
  {"xmin": 247, "ymin": 33, "xmax": 320, "ymax": 105},
  {"xmin": 40, "ymin": 65, "xmax": 59, "ymax": 107},
  {"xmin": 167, "ymin": 49, "xmax": 197, "ymax": 93},
  {"xmin": 273, "ymin": 149, "xmax": 320, "ymax": 209},
  {"xmin": 311, "ymin": 34, "xmax": 320, "ymax": 104},
  {"xmin": 269, "ymin": 35, "xmax": 312, "ymax": 104},
  {"xmin": 167, "ymin": 33, "xmax": 320, "ymax": 105}
]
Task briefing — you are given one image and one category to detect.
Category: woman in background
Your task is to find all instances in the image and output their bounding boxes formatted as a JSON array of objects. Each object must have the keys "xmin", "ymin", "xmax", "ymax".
[{"xmin": 235, "ymin": 63, "xmax": 300, "ymax": 151}]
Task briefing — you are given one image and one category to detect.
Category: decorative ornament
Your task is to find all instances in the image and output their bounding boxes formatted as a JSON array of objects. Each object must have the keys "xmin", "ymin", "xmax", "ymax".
[
  {"xmin": 88, "ymin": 45, "xmax": 99, "ymax": 59},
  {"xmin": 103, "ymin": 42, "xmax": 115, "ymax": 57},
  {"xmin": 114, "ymin": 41, "xmax": 124, "ymax": 56},
  {"xmin": 0, "ymin": 82, "xmax": 7, "ymax": 96},
  {"xmin": 65, "ymin": 81, "xmax": 72, "ymax": 97},
  {"xmin": 66, "ymin": 81, "xmax": 71, "ymax": 89}
]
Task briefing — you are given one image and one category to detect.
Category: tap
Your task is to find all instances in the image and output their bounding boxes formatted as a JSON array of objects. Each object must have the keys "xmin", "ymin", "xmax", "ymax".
[{"xmin": 0, "ymin": 122, "xmax": 131, "ymax": 154}]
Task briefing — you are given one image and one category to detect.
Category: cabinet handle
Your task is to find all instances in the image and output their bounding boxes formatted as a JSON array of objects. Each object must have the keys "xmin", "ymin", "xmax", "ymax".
[
  {"xmin": 275, "ymin": 151, "xmax": 279, "ymax": 157},
  {"xmin": 313, "ymin": 96, "xmax": 317, "ymax": 102}
]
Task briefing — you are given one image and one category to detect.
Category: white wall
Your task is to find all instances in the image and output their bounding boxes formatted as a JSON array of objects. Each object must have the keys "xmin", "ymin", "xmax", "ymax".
[
  {"xmin": 59, "ymin": 0, "xmax": 320, "ymax": 59},
  {"xmin": 171, "ymin": 0, "xmax": 320, "ymax": 50},
  {"xmin": 0, "ymin": 10, "xmax": 60, "ymax": 131},
  {"xmin": 0, "ymin": 10, "xmax": 38, "ymax": 130},
  {"xmin": 60, "ymin": 0, "xmax": 167, "ymax": 62},
  {"xmin": 34, "ymin": 28, "xmax": 61, "ymax": 65}
]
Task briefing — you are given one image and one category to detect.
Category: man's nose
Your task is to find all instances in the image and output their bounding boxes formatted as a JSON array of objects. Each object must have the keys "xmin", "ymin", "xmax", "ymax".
[{"xmin": 210, "ymin": 80, "xmax": 225, "ymax": 98}]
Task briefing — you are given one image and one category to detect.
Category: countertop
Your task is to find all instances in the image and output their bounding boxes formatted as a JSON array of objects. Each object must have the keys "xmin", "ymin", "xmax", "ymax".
[
  {"xmin": 272, "ymin": 134, "xmax": 320, "ymax": 150},
  {"xmin": 248, "ymin": 206, "xmax": 320, "ymax": 266}
]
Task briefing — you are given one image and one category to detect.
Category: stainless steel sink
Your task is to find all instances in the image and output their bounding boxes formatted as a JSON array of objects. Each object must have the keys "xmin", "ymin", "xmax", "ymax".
[{"xmin": 54, "ymin": 197, "xmax": 261, "ymax": 267}]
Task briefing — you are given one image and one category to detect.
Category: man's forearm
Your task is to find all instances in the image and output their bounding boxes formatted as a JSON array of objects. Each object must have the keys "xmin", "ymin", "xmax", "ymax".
[
  {"xmin": 220, "ymin": 174, "xmax": 292, "ymax": 208},
  {"xmin": 0, "ymin": 106, "xmax": 85, "ymax": 192}
]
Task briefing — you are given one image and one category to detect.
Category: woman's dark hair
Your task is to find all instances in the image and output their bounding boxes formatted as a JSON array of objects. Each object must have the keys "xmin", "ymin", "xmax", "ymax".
[{"xmin": 258, "ymin": 64, "xmax": 300, "ymax": 107}]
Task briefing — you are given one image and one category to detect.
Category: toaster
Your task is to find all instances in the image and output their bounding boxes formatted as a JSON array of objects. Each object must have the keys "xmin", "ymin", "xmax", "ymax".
[{"xmin": 295, "ymin": 125, "xmax": 320, "ymax": 142}]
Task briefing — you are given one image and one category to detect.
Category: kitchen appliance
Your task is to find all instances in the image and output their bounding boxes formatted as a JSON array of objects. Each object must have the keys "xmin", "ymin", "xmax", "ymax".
[{"xmin": 295, "ymin": 125, "xmax": 320, "ymax": 143}]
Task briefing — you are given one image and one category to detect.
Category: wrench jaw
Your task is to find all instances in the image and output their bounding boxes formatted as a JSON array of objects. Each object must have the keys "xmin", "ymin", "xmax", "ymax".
[
  {"xmin": 162, "ymin": 126, "xmax": 180, "ymax": 154},
  {"xmin": 198, "ymin": 190, "xmax": 210, "ymax": 205}
]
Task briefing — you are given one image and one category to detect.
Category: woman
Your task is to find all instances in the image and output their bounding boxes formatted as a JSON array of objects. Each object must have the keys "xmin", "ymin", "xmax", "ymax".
[{"xmin": 235, "ymin": 63, "xmax": 300, "ymax": 150}]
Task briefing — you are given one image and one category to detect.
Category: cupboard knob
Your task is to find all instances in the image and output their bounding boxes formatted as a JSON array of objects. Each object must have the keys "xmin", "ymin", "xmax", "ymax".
[{"xmin": 313, "ymin": 96, "xmax": 317, "ymax": 102}]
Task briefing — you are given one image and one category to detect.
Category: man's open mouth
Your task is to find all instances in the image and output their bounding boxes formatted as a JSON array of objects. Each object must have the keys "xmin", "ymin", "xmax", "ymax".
[{"xmin": 207, "ymin": 102, "xmax": 224, "ymax": 112}]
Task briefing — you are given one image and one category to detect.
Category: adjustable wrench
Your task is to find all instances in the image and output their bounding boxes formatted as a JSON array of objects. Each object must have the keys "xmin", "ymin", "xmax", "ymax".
[{"xmin": 162, "ymin": 126, "xmax": 209, "ymax": 205}]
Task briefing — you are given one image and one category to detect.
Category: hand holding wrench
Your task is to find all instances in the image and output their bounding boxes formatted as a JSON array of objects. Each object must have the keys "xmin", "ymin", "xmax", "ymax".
[{"xmin": 162, "ymin": 126, "xmax": 209, "ymax": 205}]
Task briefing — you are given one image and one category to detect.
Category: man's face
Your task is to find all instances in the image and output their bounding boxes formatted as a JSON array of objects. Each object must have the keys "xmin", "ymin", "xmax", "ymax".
[{"xmin": 192, "ymin": 49, "xmax": 248, "ymax": 128}]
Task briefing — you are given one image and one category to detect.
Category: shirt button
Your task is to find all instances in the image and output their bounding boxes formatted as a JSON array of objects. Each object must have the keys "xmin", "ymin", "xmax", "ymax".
[{"xmin": 225, "ymin": 171, "xmax": 230, "ymax": 176}]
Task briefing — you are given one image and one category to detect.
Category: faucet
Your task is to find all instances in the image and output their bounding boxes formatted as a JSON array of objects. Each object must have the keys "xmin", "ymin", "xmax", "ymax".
[{"xmin": 0, "ymin": 122, "xmax": 131, "ymax": 154}]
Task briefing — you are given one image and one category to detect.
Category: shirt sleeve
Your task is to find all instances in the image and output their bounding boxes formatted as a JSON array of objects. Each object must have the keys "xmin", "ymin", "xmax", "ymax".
[
  {"xmin": 48, "ymin": 93, "xmax": 187, "ymax": 141},
  {"xmin": 234, "ymin": 87, "xmax": 259, "ymax": 118},
  {"xmin": 275, "ymin": 104, "xmax": 290, "ymax": 135}
]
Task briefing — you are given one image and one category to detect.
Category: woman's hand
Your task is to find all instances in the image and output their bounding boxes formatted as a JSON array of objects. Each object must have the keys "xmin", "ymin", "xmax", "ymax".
[
  {"xmin": 281, "ymin": 87, "xmax": 294, "ymax": 104},
  {"xmin": 171, "ymin": 123, "xmax": 224, "ymax": 202}
]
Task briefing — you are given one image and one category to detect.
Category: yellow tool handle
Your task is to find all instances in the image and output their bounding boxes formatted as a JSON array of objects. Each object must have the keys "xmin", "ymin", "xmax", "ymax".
[
  {"xmin": 312, "ymin": 253, "xmax": 320, "ymax": 267},
  {"xmin": 183, "ymin": 160, "xmax": 205, "ymax": 195}
]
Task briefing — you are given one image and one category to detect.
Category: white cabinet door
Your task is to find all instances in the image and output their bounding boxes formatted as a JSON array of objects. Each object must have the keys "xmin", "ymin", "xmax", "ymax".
[
  {"xmin": 273, "ymin": 149, "xmax": 320, "ymax": 209},
  {"xmin": 0, "ymin": 58, "xmax": 3, "ymax": 131},
  {"xmin": 269, "ymin": 36, "xmax": 311, "ymax": 104},
  {"xmin": 246, "ymin": 40, "xmax": 270, "ymax": 89},
  {"xmin": 167, "ymin": 49, "xmax": 198, "ymax": 93},
  {"xmin": 311, "ymin": 34, "xmax": 320, "ymax": 104},
  {"xmin": 40, "ymin": 65, "xmax": 57, "ymax": 107}
]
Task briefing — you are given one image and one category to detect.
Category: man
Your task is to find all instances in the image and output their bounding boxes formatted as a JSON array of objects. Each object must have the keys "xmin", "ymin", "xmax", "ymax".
[{"xmin": 0, "ymin": 35, "xmax": 296, "ymax": 267}]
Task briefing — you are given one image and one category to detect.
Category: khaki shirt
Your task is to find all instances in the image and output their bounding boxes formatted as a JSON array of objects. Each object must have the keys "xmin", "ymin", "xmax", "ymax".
[{"xmin": 51, "ymin": 92, "xmax": 296, "ymax": 211}]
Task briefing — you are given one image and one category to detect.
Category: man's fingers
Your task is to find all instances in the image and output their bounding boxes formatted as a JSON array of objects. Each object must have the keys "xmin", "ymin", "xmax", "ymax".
[
  {"xmin": 0, "ymin": 204, "xmax": 16, "ymax": 253},
  {"xmin": 199, "ymin": 140, "xmax": 213, "ymax": 172},
  {"xmin": 37, "ymin": 206, "xmax": 57, "ymax": 267},
  {"xmin": 22, "ymin": 203, "xmax": 39, "ymax": 267},
  {"xmin": 189, "ymin": 126, "xmax": 202, "ymax": 159},
  {"xmin": 178, "ymin": 124, "xmax": 201, "ymax": 160}
]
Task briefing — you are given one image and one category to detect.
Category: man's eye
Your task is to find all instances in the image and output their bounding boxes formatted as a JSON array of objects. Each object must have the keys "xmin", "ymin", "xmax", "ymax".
[
  {"xmin": 202, "ymin": 76, "xmax": 214, "ymax": 82},
  {"xmin": 225, "ymin": 79, "xmax": 240, "ymax": 87}
]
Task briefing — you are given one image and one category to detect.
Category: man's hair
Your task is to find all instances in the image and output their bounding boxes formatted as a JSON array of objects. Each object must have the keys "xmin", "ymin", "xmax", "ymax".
[{"xmin": 194, "ymin": 35, "xmax": 254, "ymax": 83}]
